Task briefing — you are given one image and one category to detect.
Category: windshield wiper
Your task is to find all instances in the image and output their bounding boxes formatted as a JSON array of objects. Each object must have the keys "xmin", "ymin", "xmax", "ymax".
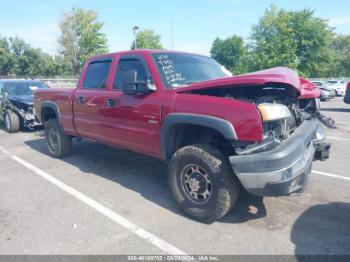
[
  {"xmin": 170, "ymin": 81, "xmax": 199, "ymax": 88},
  {"xmin": 183, "ymin": 81, "xmax": 198, "ymax": 85}
]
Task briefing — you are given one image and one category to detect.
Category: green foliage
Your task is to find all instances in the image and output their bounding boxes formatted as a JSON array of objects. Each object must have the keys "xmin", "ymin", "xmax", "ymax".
[
  {"xmin": 249, "ymin": 6, "xmax": 299, "ymax": 71},
  {"xmin": 52, "ymin": 55, "xmax": 74, "ymax": 76},
  {"xmin": 210, "ymin": 6, "xmax": 350, "ymax": 78},
  {"xmin": 58, "ymin": 6, "xmax": 108, "ymax": 76},
  {"xmin": 9, "ymin": 37, "xmax": 29, "ymax": 58},
  {"xmin": 210, "ymin": 36, "xmax": 248, "ymax": 74},
  {"xmin": 248, "ymin": 6, "xmax": 335, "ymax": 77},
  {"xmin": 131, "ymin": 29, "xmax": 163, "ymax": 50},
  {"xmin": 0, "ymin": 37, "xmax": 15, "ymax": 75},
  {"xmin": 0, "ymin": 35, "xmax": 73, "ymax": 77},
  {"xmin": 331, "ymin": 34, "xmax": 350, "ymax": 77}
]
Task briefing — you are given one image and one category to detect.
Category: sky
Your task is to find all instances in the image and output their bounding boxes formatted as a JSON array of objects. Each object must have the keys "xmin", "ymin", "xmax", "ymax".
[{"xmin": 1, "ymin": 0, "xmax": 350, "ymax": 55}]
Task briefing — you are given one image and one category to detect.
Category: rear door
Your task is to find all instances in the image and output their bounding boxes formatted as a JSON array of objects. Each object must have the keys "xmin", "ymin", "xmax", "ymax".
[{"xmin": 73, "ymin": 58, "xmax": 114, "ymax": 141}]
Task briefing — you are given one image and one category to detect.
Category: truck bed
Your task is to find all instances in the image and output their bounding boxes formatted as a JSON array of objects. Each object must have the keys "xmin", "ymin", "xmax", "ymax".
[{"xmin": 34, "ymin": 88, "xmax": 77, "ymax": 136}]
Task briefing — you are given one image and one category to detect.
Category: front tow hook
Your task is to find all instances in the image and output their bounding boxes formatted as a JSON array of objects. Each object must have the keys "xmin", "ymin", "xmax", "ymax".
[{"xmin": 313, "ymin": 141, "xmax": 331, "ymax": 161}]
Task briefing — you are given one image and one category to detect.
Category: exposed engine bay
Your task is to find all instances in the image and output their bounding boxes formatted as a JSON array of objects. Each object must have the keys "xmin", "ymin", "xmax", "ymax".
[
  {"xmin": 187, "ymin": 84, "xmax": 334, "ymax": 155},
  {"xmin": 1, "ymin": 94, "xmax": 36, "ymax": 129}
]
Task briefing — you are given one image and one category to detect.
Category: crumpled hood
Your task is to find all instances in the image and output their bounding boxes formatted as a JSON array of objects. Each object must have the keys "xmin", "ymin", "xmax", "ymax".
[
  {"xmin": 175, "ymin": 67, "xmax": 302, "ymax": 95},
  {"xmin": 8, "ymin": 95, "xmax": 34, "ymax": 106},
  {"xmin": 299, "ymin": 77, "xmax": 320, "ymax": 99}
]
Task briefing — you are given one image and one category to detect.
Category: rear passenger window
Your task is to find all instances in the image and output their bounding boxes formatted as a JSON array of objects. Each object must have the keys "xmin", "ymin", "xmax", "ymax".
[
  {"xmin": 113, "ymin": 60, "xmax": 147, "ymax": 89},
  {"xmin": 83, "ymin": 61, "xmax": 111, "ymax": 89}
]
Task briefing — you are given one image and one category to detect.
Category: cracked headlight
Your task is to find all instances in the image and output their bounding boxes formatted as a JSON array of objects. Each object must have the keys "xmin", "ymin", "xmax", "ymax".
[
  {"xmin": 258, "ymin": 103, "xmax": 291, "ymax": 122},
  {"xmin": 24, "ymin": 114, "xmax": 34, "ymax": 121}
]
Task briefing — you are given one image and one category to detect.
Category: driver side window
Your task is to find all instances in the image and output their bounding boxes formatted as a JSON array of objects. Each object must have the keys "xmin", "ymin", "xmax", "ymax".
[
  {"xmin": 113, "ymin": 60, "xmax": 147, "ymax": 90},
  {"xmin": 83, "ymin": 60, "xmax": 111, "ymax": 89}
]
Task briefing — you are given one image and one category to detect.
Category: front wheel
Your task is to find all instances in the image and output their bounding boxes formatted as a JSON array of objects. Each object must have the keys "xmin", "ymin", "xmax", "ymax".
[
  {"xmin": 44, "ymin": 119, "xmax": 72, "ymax": 158},
  {"xmin": 168, "ymin": 144, "xmax": 239, "ymax": 223},
  {"xmin": 4, "ymin": 111, "xmax": 20, "ymax": 133}
]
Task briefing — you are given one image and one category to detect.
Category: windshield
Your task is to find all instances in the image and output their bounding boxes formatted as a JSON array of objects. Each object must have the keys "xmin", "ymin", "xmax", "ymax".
[
  {"xmin": 313, "ymin": 82, "xmax": 322, "ymax": 86},
  {"xmin": 326, "ymin": 80, "xmax": 339, "ymax": 85},
  {"xmin": 152, "ymin": 53, "xmax": 231, "ymax": 88},
  {"xmin": 4, "ymin": 81, "xmax": 49, "ymax": 96}
]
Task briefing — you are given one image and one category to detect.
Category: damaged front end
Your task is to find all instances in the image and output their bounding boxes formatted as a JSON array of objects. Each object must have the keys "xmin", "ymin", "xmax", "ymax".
[
  {"xmin": 187, "ymin": 81, "xmax": 331, "ymax": 196},
  {"xmin": 233, "ymin": 92, "xmax": 331, "ymax": 162},
  {"xmin": 5, "ymin": 96, "xmax": 37, "ymax": 129}
]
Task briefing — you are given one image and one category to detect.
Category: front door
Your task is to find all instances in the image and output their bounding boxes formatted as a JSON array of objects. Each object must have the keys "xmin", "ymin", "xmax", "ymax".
[{"xmin": 102, "ymin": 56, "xmax": 162, "ymax": 157}]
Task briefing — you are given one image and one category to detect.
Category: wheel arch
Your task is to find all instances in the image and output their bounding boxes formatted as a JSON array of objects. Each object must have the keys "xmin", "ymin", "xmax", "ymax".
[
  {"xmin": 161, "ymin": 113, "xmax": 237, "ymax": 160},
  {"xmin": 40, "ymin": 101, "xmax": 64, "ymax": 133}
]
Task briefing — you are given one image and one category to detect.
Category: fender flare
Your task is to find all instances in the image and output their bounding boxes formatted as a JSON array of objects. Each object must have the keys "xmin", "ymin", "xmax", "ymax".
[
  {"xmin": 161, "ymin": 113, "xmax": 237, "ymax": 159},
  {"xmin": 40, "ymin": 101, "xmax": 64, "ymax": 133}
]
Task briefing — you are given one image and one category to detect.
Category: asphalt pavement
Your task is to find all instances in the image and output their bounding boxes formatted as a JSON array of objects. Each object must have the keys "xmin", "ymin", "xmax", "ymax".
[{"xmin": 0, "ymin": 97, "xmax": 349, "ymax": 256}]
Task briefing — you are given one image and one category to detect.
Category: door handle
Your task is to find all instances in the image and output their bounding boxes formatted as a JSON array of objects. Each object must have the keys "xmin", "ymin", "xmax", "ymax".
[
  {"xmin": 77, "ymin": 96, "xmax": 85, "ymax": 104},
  {"xmin": 106, "ymin": 98, "xmax": 115, "ymax": 107}
]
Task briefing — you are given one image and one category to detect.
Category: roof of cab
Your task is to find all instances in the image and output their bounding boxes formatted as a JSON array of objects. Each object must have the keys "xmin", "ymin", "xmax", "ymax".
[{"xmin": 87, "ymin": 49, "xmax": 207, "ymax": 60}]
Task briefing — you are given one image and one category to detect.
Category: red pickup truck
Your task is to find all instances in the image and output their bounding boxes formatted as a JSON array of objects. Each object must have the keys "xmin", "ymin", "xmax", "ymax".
[{"xmin": 34, "ymin": 50, "xmax": 330, "ymax": 223}]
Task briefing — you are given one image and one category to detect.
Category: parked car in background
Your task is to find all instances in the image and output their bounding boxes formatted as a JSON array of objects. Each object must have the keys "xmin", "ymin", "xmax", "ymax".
[
  {"xmin": 344, "ymin": 82, "xmax": 350, "ymax": 104},
  {"xmin": 326, "ymin": 80, "xmax": 346, "ymax": 96},
  {"xmin": 312, "ymin": 81, "xmax": 335, "ymax": 101},
  {"xmin": 319, "ymin": 88, "xmax": 334, "ymax": 101},
  {"xmin": 0, "ymin": 79, "xmax": 49, "ymax": 133}
]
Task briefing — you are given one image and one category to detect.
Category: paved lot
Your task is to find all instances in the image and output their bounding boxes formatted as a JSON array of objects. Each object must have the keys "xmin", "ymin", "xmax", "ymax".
[{"xmin": 0, "ymin": 97, "xmax": 349, "ymax": 255}]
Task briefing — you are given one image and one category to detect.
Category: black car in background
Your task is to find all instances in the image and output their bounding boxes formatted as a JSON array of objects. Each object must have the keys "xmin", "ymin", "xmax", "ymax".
[
  {"xmin": 344, "ymin": 82, "xmax": 350, "ymax": 104},
  {"xmin": 0, "ymin": 80, "xmax": 49, "ymax": 133}
]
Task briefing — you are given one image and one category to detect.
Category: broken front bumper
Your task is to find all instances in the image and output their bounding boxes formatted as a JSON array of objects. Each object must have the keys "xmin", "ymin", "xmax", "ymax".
[{"xmin": 229, "ymin": 119, "xmax": 330, "ymax": 197}]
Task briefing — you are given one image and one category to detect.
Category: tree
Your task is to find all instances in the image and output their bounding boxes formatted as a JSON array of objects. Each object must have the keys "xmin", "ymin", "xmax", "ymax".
[
  {"xmin": 0, "ymin": 36, "xmax": 14, "ymax": 76},
  {"xmin": 58, "ymin": 7, "xmax": 108, "ymax": 76},
  {"xmin": 9, "ymin": 37, "xmax": 29, "ymax": 59},
  {"xmin": 7, "ymin": 37, "xmax": 32, "ymax": 76},
  {"xmin": 53, "ymin": 55, "xmax": 74, "ymax": 76},
  {"xmin": 210, "ymin": 36, "xmax": 248, "ymax": 74},
  {"xmin": 0, "ymin": 35, "xmax": 74, "ymax": 77},
  {"xmin": 7, "ymin": 37, "xmax": 42, "ymax": 76},
  {"xmin": 19, "ymin": 48, "xmax": 46, "ymax": 76},
  {"xmin": 249, "ymin": 6, "xmax": 335, "ymax": 77},
  {"xmin": 37, "ymin": 52, "xmax": 57, "ymax": 77},
  {"xmin": 131, "ymin": 29, "xmax": 163, "ymax": 50},
  {"xmin": 331, "ymin": 34, "xmax": 350, "ymax": 77}
]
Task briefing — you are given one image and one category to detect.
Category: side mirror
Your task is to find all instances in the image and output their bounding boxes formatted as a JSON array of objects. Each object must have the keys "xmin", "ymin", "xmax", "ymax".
[{"xmin": 122, "ymin": 70, "xmax": 153, "ymax": 96}]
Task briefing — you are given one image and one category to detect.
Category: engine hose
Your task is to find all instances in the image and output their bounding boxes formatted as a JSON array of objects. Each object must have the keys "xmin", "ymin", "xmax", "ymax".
[{"xmin": 315, "ymin": 111, "xmax": 336, "ymax": 129}]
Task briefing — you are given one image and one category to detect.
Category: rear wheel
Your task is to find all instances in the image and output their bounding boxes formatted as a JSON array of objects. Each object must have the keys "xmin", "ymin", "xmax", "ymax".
[
  {"xmin": 168, "ymin": 144, "xmax": 239, "ymax": 223},
  {"xmin": 44, "ymin": 119, "xmax": 72, "ymax": 158},
  {"xmin": 4, "ymin": 111, "xmax": 20, "ymax": 133}
]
